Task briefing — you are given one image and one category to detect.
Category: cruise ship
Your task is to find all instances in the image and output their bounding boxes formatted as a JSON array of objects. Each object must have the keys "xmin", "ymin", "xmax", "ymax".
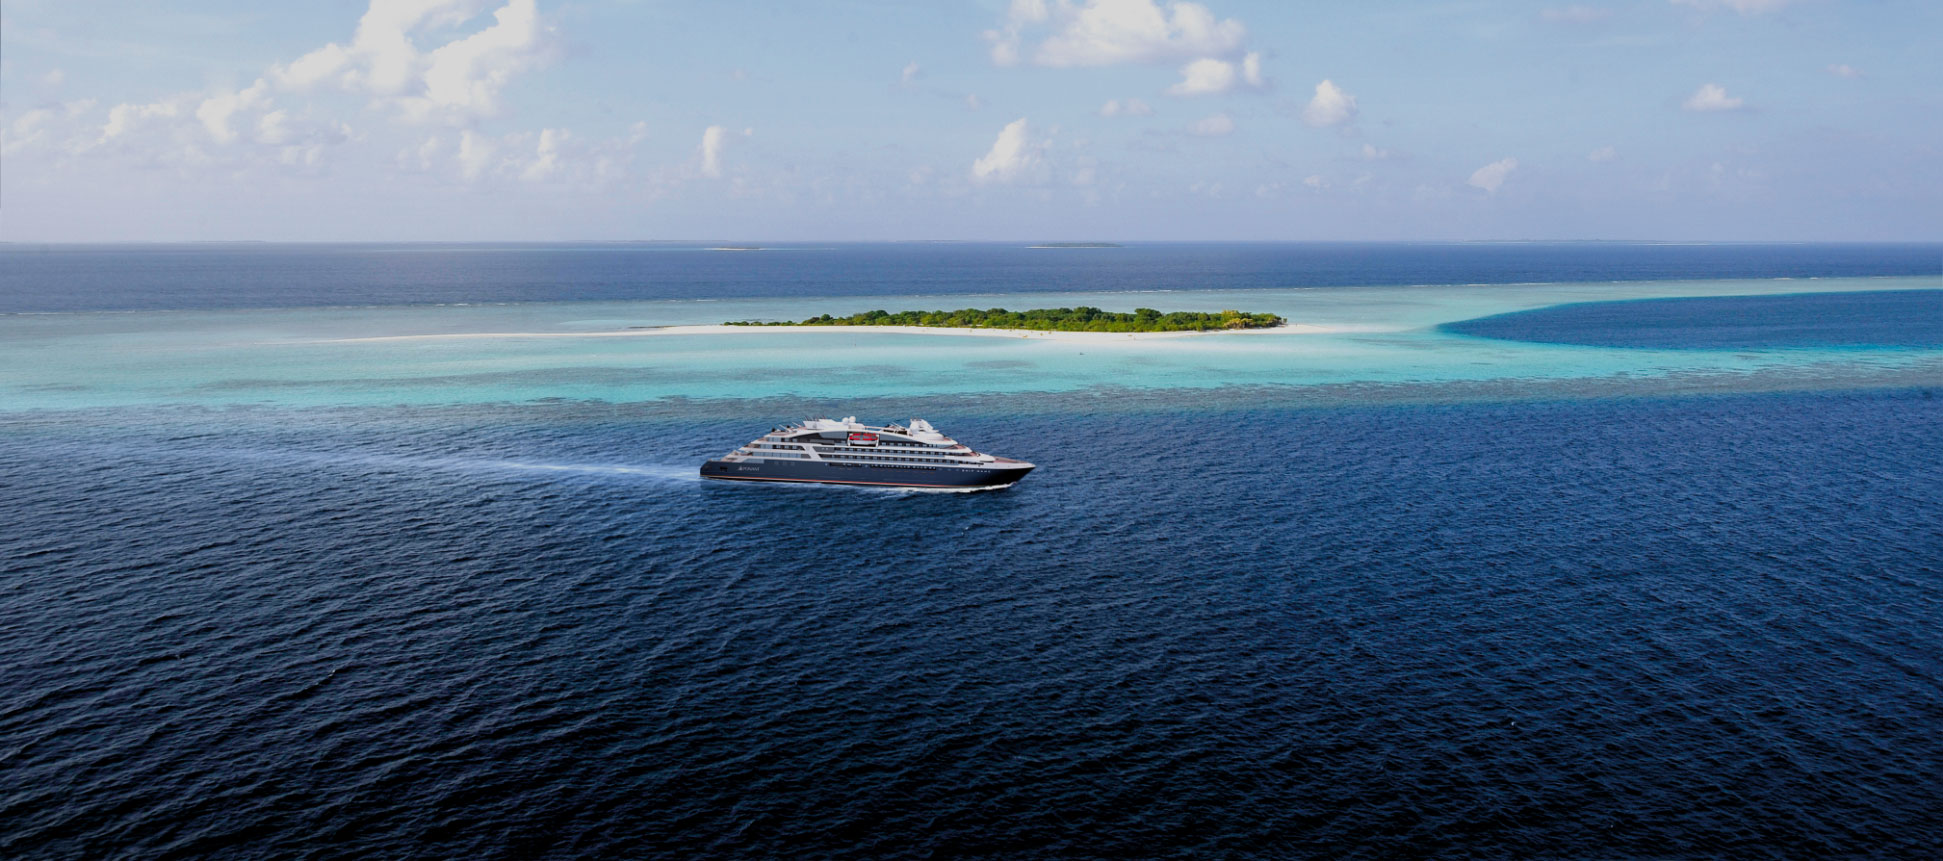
[{"xmin": 700, "ymin": 418, "xmax": 1034, "ymax": 489}]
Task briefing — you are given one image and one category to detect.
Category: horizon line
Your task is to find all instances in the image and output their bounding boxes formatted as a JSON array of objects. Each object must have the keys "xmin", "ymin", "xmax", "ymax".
[{"xmin": 4, "ymin": 239, "xmax": 1941, "ymax": 247}]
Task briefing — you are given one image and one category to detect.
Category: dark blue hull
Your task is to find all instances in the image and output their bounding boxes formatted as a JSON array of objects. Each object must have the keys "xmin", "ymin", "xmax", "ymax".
[{"xmin": 700, "ymin": 458, "xmax": 1030, "ymax": 489}]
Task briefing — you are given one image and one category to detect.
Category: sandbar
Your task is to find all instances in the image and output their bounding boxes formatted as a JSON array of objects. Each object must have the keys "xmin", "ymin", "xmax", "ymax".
[{"xmin": 313, "ymin": 322, "xmax": 1368, "ymax": 344}]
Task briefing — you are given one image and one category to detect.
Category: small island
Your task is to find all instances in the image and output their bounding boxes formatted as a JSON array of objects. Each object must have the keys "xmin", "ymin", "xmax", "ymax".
[
  {"xmin": 726, "ymin": 306, "xmax": 1285, "ymax": 333},
  {"xmin": 1027, "ymin": 242, "xmax": 1123, "ymax": 248}
]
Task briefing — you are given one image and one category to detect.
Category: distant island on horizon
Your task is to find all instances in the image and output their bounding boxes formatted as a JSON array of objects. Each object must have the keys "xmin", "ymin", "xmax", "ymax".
[{"xmin": 726, "ymin": 306, "xmax": 1285, "ymax": 333}]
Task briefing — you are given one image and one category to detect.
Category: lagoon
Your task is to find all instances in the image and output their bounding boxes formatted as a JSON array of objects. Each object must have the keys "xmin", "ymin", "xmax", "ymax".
[{"xmin": 4, "ymin": 276, "xmax": 1938, "ymax": 411}]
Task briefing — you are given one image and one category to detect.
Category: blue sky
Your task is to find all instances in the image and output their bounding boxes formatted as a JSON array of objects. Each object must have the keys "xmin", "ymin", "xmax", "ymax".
[{"xmin": 2, "ymin": 0, "xmax": 1937, "ymax": 241}]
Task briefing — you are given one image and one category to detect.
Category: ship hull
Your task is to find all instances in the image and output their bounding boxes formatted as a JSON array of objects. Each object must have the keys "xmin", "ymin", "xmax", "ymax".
[{"xmin": 700, "ymin": 458, "xmax": 1030, "ymax": 489}]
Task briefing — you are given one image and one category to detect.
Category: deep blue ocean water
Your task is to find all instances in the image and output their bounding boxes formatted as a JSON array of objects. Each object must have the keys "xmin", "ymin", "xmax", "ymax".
[
  {"xmin": 3, "ymin": 241, "xmax": 1939, "ymax": 313},
  {"xmin": 3, "ymin": 244, "xmax": 1942, "ymax": 858},
  {"xmin": 1445, "ymin": 289, "xmax": 1943, "ymax": 350},
  {"xmin": 3, "ymin": 393, "xmax": 1940, "ymax": 859}
]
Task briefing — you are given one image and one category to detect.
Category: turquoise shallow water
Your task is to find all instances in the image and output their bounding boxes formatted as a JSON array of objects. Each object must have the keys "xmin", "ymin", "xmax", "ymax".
[{"xmin": 4, "ymin": 276, "xmax": 1938, "ymax": 411}]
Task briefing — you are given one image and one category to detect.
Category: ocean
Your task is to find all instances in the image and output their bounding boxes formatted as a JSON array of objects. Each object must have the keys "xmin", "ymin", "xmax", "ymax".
[
  {"xmin": 3, "ymin": 241, "xmax": 1939, "ymax": 312},
  {"xmin": 3, "ymin": 243, "xmax": 1941, "ymax": 858}
]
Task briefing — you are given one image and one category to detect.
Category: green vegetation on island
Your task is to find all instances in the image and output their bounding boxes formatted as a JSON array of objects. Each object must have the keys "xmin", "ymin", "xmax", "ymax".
[{"xmin": 725, "ymin": 306, "xmax": 1286, "ymax": 333}]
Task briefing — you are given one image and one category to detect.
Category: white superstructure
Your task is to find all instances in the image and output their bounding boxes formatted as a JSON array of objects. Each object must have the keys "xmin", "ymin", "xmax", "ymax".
[{"xmin": 701, "ymin": 417, "xmax": 1034, "ymax": 488}]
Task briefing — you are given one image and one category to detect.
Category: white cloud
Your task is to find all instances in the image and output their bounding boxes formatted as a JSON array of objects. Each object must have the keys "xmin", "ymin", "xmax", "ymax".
[
  {"xmin": 984, "ymin": 0, "xmax": 1049, "ymax": 66},
  {"xmin": 256, "ymin": 111, "xmax": 292, "ymax": 145},
  {"xmin": 2, "ymin": 110, "xmax": 56, "ymax": 157},
  {"xmin": 196, "ymin": 80, "xmax": 272, "ymax": 144},
  {"xmin": 89, "ymin": 73, "xmax": 339, "ymax": 162},
  {"xmin": 43, "ymin": 69, "xmax": 66, "ymax": 86},
  {"xmin": 987, "ymin": 0, "xmax": 1247, "ymax": 68},
  {"xmin": 901, "ymin": 61, "xmax": 922, "ymax": 85},
  {"xmin": 1071, "ymin": 156, "xmax": 1098, "ymax": 187},
  {"xmin": 274, "ymin": 42, "xmax": 353, "ymax": 90},
  {"xmin": 1100, "ymin": 98, "xmax": 1154, "ymax": 117},
  {"xmin": 100, "ymin": 99, "xmax": 185, "ymax": 142},
  {"xmin": 1467, "ymin": 157, "xmax": 1518, "ymax": 193},
  {"xmin": 1302, "ymin": 175, "xmax": 1326, "ymax": 189},
  {"xmin": 1683, "ymin": 83, "xmax": 1745, "ymax": 112},
  {"xmin": 277, "ymin": 145, "xmax": 319, "ymax": 167},
  {"xmin": 1669, "ymin": 0, "xmax": 1790, "ymax": 14},
  {"xmin": 972, "ymin": 117, "xmax": 1043, "ymax": 183},
  {"xmin": 1588, "ymin": 145, "xmax": 1617, "ymax": 162},
  {"xmin": 402, "ymin": 0, "xmax": 547, "ymax": 120},
  {"xmin": 1166, "ymin": 51, "xmax": 1265, "ymax": 96},
  {"xmin": 412, "ymin": 135, "xmax": 445, "ymax": 170},
  {"xmin": 1826, "ymin": 64, "xmax": 1862, "ymax": 79},
  {"xmin": 1301, "ymin": 79, "xmax": 1357, "ymax": 127},
  {"xmin": 10, "ymin": 0, "xmax": 589, "ymax": 187},
  {"xmin": 10, "ymin": 110, "xmax": 56, "ymax": 138},
  {"xmin": 458, "ymin": 129, "xmax": 496, "ymax": 180},
  {"xmin": 966, "ymin": 93, "xmax": 985, "ymax": 111},
  {"xmin": 700, "ymin": 125, "xmax": 728, "ymax": 178},
  {"xmin": 522, "ymin": 128, "xmax": 566, "ymax": 181},
  {"xmin": 1168, "ymin": 58, "xmax": 1234, "ymax": 96},
  {"xmin": 81, "ymin": 88, "xmax": 346, "ymax": 173},
  {"xmin": 1360, "ymin": 143, "xmax": 1391, "ymax": 160},
  {"xmin": 273, "ymin": 0, "xmax": 551, "ymax": 123},
  {"xmin": 1189, "ymin": 112, "xmax": 1234, "ymax": 136},
  {"xmin": 407, "ymin": 124, "xmax": 644, "ymax": 184},
  {"xmin": 1541, "ymin": 5, "xmax": 1612, "ymax": 23}
]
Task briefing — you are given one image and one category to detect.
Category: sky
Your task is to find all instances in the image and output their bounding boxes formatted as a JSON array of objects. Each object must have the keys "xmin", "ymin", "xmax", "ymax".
[{"xmin": 1, "ymin": 0, "xmax": 1938, "ymax": 241}]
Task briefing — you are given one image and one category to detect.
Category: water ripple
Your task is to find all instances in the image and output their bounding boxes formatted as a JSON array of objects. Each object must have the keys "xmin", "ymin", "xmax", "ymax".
[{"xmin": 1, "ymin": 391, "xmax": 1940, "ymax": 858}]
